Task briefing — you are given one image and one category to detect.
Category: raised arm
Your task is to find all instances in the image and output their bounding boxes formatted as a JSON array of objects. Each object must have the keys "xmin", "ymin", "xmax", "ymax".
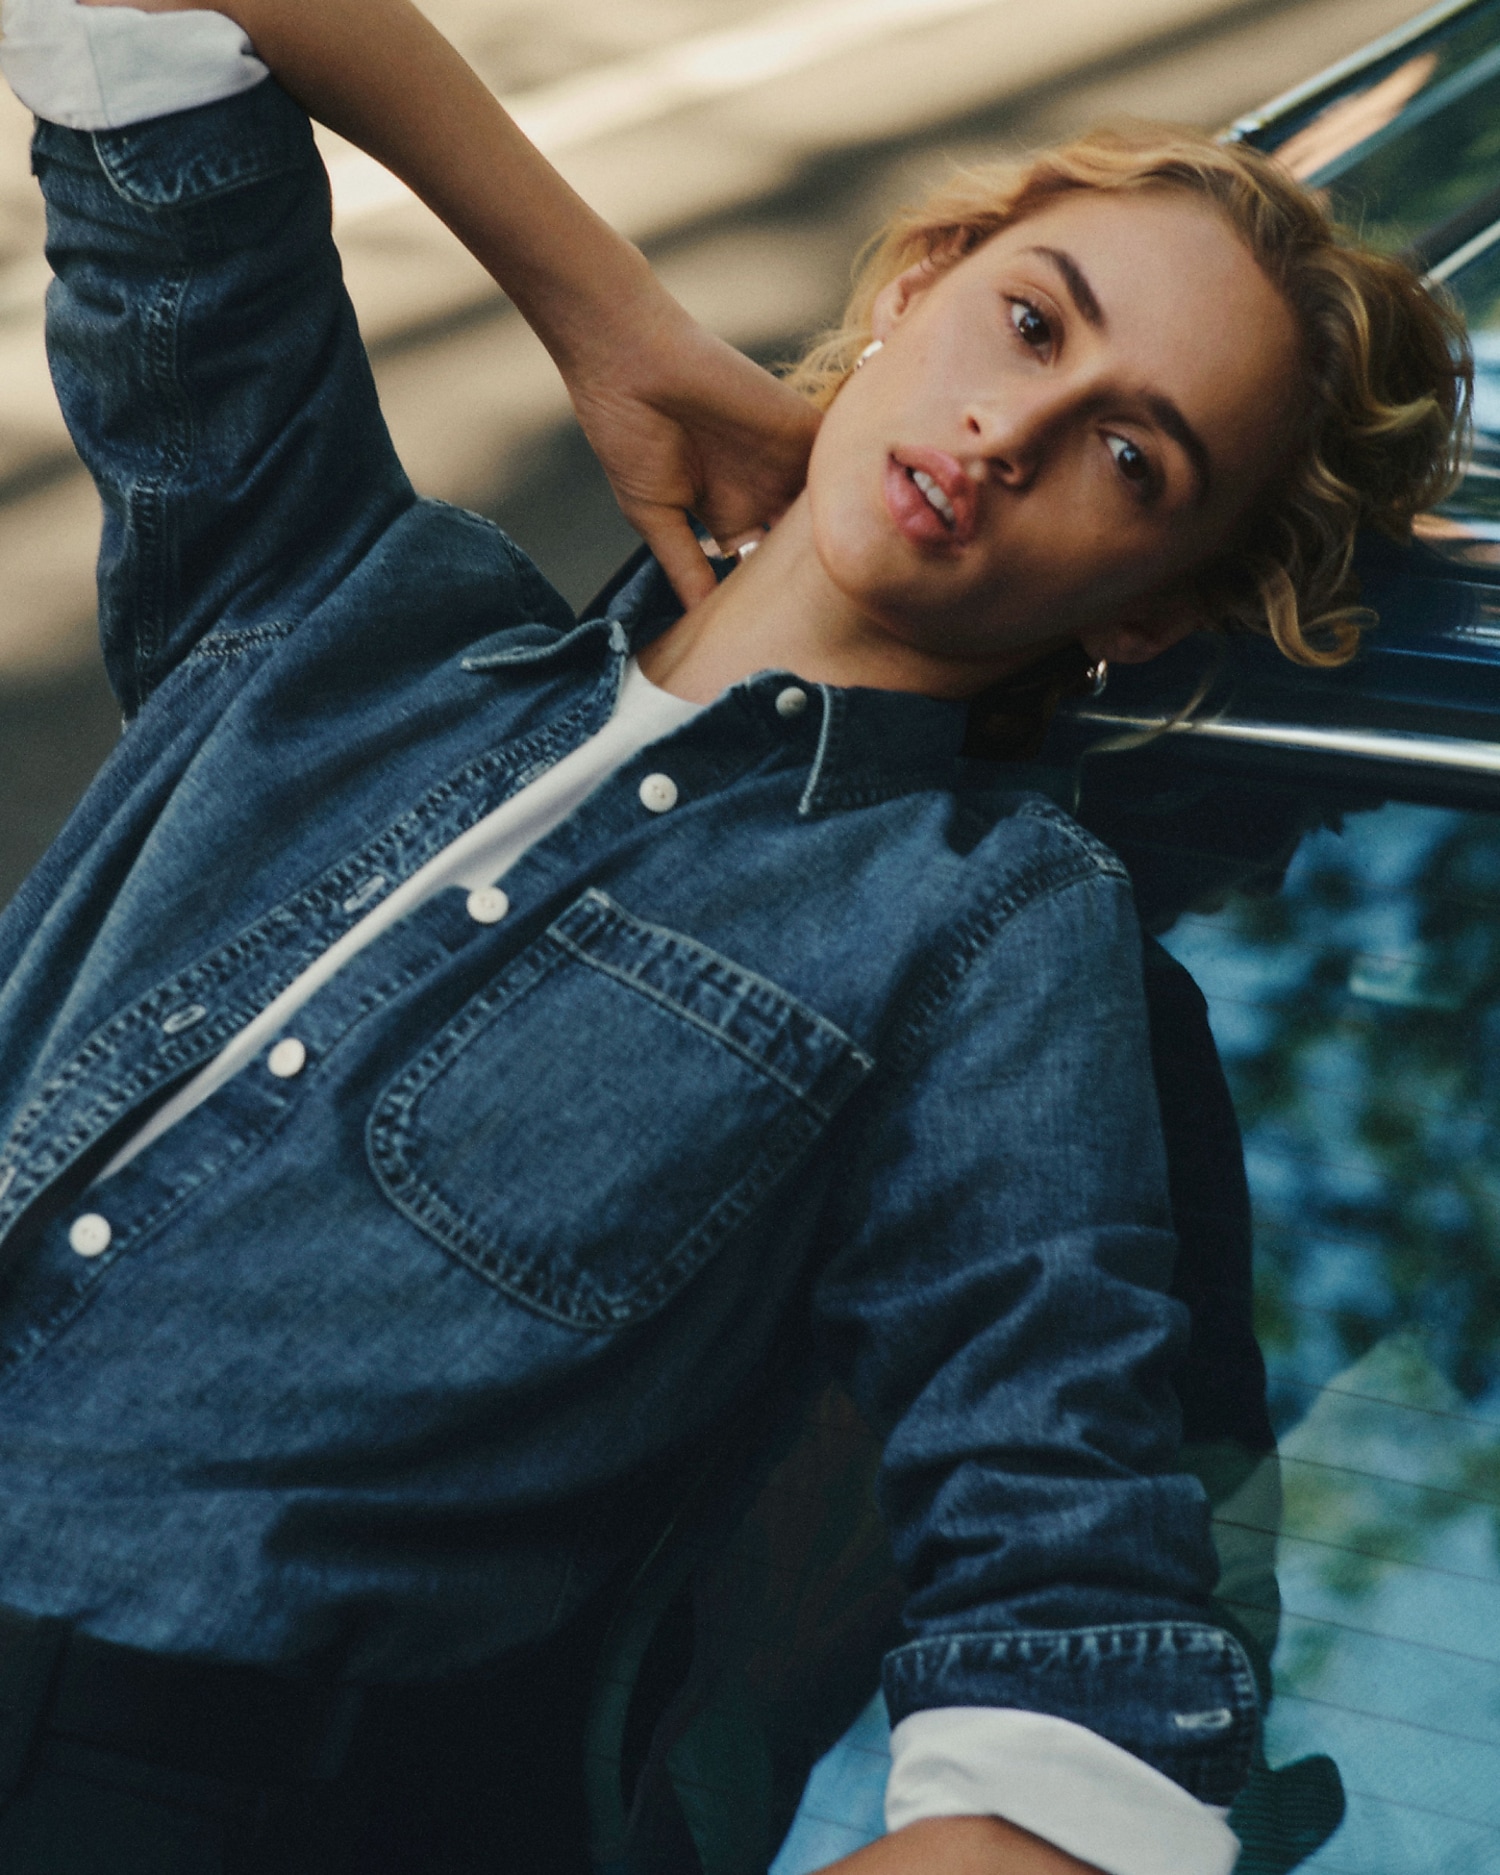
[{"xmin": 92, "ymin": 0, "xmax": 818, "ymax": 602}]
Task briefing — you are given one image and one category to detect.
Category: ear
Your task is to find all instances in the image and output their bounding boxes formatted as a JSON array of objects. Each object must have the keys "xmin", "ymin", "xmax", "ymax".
[
  {"xmin": 1080, "ymin": 586, "xmax": 1206, "ymax": 667},
  {"xmin": 870, "ymin": 260, "xmax": 946, "ymax": 341}
]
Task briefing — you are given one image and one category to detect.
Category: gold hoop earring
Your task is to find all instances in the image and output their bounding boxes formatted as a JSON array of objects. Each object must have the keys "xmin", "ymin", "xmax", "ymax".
[{"xmin": 853, "ymin": 339, "xmax": 883, "ymax": 370}]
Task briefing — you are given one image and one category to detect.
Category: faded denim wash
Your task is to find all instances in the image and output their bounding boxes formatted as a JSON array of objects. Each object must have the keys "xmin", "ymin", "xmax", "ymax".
[{"xmin": 0, "ymin": 79, "xmax": 1256, "ymax": 1803}]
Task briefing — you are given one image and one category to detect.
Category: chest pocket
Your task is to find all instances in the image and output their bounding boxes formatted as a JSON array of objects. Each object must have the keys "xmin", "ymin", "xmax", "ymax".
[{"xmin": 366, "ymin": 889, "xmax": 873, "ymax": 1330}]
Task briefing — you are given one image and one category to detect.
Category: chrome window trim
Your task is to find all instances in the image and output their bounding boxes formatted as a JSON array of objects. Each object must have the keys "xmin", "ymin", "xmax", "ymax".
[
  {"xmin": 1226, "ymin": 0, "xmax": 1488, "ymax": 143},
  {"xmin": 1072, "ymin": 710, "xmax": 1500, "ymax": 775},
  {"xmin": 1428, "ymin": 212, "xmax": 1500, "ymax": 278}
]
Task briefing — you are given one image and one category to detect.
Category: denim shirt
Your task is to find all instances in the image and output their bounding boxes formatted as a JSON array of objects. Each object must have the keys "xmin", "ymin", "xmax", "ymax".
[{"xmin": 0, "ymin": 80, "xmax": 1257, "ymax": 1804}]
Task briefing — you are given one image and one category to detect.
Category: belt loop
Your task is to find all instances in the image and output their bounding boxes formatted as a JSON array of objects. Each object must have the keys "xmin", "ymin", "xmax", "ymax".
[{"xmin": 0, "ymin": 1608, "xmax": 67, "ymax": 1802}]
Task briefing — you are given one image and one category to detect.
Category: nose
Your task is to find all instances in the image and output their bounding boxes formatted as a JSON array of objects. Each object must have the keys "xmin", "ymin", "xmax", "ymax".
[{"xmin": 962, "ymin": 381, "xmax": 1070, "ymax": 488}]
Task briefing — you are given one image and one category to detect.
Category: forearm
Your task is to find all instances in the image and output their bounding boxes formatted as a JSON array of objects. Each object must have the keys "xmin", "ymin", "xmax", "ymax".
[
  {"xmin": 114, "ymin": 0, "xmax": 679, "ymax": 382},
  {"xmin": 822, "ymin": 1816, "xmax": 1100, "ymax": 1875},
  {"xmin": 43, "ymin": 0, "xmax": 815, "ymax": 595}
]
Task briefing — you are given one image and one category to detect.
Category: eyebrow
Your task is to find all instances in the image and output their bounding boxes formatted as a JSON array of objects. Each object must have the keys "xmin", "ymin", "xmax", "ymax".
[
  {"xmin": 1026, "ymin": 245, "xmax": 1104, "ymax": 327},
  {"xmin": 1025, "ymin": 243, "xmax": 1215, "ymax": 503},
  {"xmin": 1143, "ymin": 392, "xmax": 1214, "ymax": 504}
]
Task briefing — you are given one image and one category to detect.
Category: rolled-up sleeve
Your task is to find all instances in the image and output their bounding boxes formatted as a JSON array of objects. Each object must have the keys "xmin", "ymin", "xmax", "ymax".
[
  {"xmin": 812, "ymin": 821, "xmax": 1258, "ymax": 1806},
  {"xmin": 885, "ymin": 1705, "xmax": 1242, "ymax": 1875}
]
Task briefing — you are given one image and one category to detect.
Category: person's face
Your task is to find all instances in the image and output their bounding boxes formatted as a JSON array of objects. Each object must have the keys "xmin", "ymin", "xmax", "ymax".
[{"xmin": 804, "ymin": 186, "xmax": 1303, "ymax": 676}]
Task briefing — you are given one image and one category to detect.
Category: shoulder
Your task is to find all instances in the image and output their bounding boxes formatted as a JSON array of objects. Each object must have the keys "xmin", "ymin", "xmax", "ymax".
[
  {"xmin": 322, "ymin": 499, "xmax": 577, "ymax": 645},
  {"xmin": 1005, "ymin": 790, "xmax": 1132, "ymax": 884},
  {"xmin": 878, "ymin": 783, "xmax": 1142, "ymax": 1055},
  {"xmin": 942, "ymin": 778, "xmax": 1133, "ymax": 915}
]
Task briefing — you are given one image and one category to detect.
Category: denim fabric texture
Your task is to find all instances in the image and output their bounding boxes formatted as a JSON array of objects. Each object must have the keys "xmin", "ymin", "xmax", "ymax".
[{"xmin": 0, "ymin": 79, "xmax": 1256, "ymax": 1801}]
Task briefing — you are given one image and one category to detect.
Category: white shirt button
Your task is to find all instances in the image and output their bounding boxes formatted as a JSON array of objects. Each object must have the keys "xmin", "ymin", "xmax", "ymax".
[
  {"xmin": 775, "ymin": 685, "xmax": 809, "ymax": 719},
  {"xmin": 267, "ymin": 1037, "xmax": 307, "ymax": 1079},
  {"xmin": 466, "ymin": 886, "xmax": 510, "ymax": 925},
  {"xmin": 69, "ymin": 1213, "xmax": 112, "ymax": 1258},
  {"xmin": 638, "ymin": 773, "xmax": 679, "ymax": 813}
]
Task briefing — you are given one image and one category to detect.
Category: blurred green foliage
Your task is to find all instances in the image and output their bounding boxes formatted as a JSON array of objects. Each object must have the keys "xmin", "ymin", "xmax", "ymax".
[{"xmin": 1201, "ymin": 804, "xmax": 1500, "ymax": 1411}]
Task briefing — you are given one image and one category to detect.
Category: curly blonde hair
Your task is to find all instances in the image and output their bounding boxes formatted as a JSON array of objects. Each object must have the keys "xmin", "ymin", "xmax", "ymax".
[{"xmin": 786, "ymin": 122, "xmax": 1472, "ymax": 669}]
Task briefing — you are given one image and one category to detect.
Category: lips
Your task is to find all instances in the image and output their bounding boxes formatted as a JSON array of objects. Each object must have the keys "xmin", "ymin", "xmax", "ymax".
[{"xmin": 884, "ymin": 447, "xmax": 978, "ymax": 549}]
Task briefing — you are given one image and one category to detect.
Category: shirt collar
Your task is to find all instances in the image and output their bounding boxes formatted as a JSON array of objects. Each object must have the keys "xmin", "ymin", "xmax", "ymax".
[{"xmin": 463, "ymin": 549, "xmax": 971, "ymax": 814}]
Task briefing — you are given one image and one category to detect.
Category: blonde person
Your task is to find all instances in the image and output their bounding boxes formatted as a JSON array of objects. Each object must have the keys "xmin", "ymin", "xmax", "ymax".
[{"xmin": 0, "ymin": 2, "xmax": 1467, "ymax": 1872}]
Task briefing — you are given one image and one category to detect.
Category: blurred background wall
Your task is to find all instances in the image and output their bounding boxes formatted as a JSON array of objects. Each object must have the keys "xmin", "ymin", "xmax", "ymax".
[{"xmin": 0, "ymin": 0, "xmax": 1423, "ymax": 907}]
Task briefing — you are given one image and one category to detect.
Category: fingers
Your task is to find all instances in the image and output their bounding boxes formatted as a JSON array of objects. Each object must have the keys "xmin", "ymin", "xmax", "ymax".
[{"xmin": 640, "ymin": 508, "xmax": 718, "ymax": 610}]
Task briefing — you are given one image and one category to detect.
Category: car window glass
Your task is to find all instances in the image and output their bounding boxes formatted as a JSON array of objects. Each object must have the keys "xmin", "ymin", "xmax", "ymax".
[{"xmin": 1244, "ymin": 0, "xmax": 1500, "ymax": 259}]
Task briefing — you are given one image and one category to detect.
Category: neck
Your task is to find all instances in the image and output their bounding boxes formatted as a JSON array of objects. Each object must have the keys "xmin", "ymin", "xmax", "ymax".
[{"xmin": 635, "ymin": 495, "xmax": 1036, "ymax": 705}]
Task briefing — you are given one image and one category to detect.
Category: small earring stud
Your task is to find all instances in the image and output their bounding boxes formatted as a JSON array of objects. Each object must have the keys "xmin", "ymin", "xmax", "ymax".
[
  {"xmin": 853, "ymin": 339, "xmax": 884, "ymax": 370},
  {"xmin": 1084, "ymin": 658, "xmax": 1109, "ymax": 696}
]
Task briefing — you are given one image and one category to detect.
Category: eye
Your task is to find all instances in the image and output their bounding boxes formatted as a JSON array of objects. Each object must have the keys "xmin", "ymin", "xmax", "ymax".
[
  {"xmin": 1105, "ymin": 432, "xmax": 1153, "ymax": 489},
  {"xmin": 1008, "ymin": 298, "xmax": 1052, "ymax": 354}
]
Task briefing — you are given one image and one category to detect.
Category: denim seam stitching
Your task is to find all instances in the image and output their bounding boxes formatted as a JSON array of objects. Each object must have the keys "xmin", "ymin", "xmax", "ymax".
[
  {"xmin": 549, "ymin": 930, "xmax": 846, "ymax": 1116},
  {"xmin": 186, "ymin": 620, "xmax": 296, "ymax": 659},
  {"xmin": 127, "ymin": 258, "xmax": 193, "ymax": 703},
  {"xmin": 885, "ymin": 1619, "xmax": 1246, "ymax": 1665},
  {"xmin": 1014, "ymin": 796, "xmax": 1130, "ymax": 880},
  {"xmin": 562, "ymin": 891, "xmax": 874, "ymax": 1081},
  {"xmin": 90, "ymin": 112, "xmax": 310, "ymax": 208}
]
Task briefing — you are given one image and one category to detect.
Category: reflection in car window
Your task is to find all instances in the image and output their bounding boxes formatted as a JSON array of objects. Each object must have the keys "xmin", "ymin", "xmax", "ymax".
[
  {"xmin": 1273, "ymin": 53, "xmax": 1438, "ymax": 184},
  {"xmin": 1162, "ymin": 799, "xmax": 1500, "ymax": 1873},
  {"xmin": 1247, "ymin": 0, "xmax": 1500, "ymax": 257},
  {"xmin": 1434, "ymin": 235, "xmax": 1500, "ymax": 548}
]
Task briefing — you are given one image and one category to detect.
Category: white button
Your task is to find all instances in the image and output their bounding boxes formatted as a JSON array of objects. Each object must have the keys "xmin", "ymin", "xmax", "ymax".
[
  {"xmin": 69, "ymin": 1213, "xmax": 112, "ymax": 1258},
  {"xmin": 638, "ymin": 773, "xmax": 679, "ymax": 813},
  {"xmin": 775, "ymin": 685, "xmax": 808, "ymax": 719},
  {"xmin": 466, "ymin": 886, "xmax": 510, "ymax": 925},
  {"xmin": 267, "ymin": 1037, "xmax": 307, "ymax": 1079}
]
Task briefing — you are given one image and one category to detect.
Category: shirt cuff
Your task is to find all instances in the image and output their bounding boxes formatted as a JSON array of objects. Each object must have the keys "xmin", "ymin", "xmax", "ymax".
[
  {"xmin": 0, "ymin": 0, "xmax": 266, "ymax": 130},
  {"xmin": 885, "ymin": 1707, "xmax": 1241, "ymax": 1875}
]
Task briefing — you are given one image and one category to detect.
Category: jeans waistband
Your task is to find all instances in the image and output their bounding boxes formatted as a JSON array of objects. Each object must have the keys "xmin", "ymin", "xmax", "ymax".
[{"xmin": 0, "ymin": 1603, "xmax": 360, "ymax": 1802}]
